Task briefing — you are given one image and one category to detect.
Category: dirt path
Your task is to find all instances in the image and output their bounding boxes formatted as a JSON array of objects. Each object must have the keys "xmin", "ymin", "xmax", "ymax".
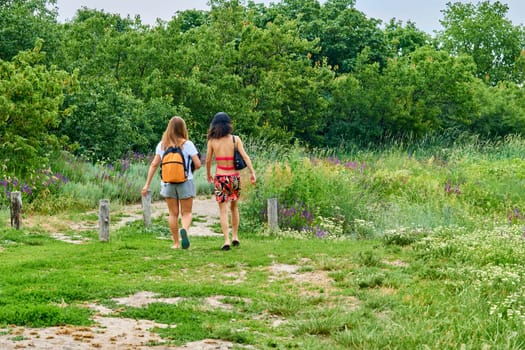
[
  {"xmin": 23, "ymin": 196, "xmax": 224, "ymax": 243},
  {"xmin": 111, "ymin": 196, "xmax": 223, "ymax": 237},
  {"xmin": 0, "ymin": 295, "xmax": 250, "ymax": 349},
  {"xmin": 0, "ymin": 196, "xmax": 257, "ymax": 350}
]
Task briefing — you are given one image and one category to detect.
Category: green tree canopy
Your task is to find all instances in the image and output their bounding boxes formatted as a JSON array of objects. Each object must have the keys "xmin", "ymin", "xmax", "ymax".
[
  {"xmin": 0, "ymin": 42, "xmax": 75, "ymax": 176},
  {"xmin": 439, "ymin": 0, "xmax": 525, "ymax": 85},
  {"xmin": 0, "ymin": 0, "xmax": 61, "ymax": 62}
]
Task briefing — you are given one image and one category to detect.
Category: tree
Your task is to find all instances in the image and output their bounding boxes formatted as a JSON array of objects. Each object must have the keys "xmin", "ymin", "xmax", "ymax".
[
  {"xmin": 438, "ymin": 1, "xmax": 525, "ymax": 85},
  {"xmin": 0, "ymin": 0, "xmax": 61, "ymax": 62},
  {"xmin": 325, "ymin": 50, "xmax": 393, "ymax": 144},
  {"xmin": 470, "ymin": 81, "xmax": 525, "ymax": 136},
  {"xmin": 264, "ymin": 0, "xmax": 389, "ymax": 73},
  {"xmin": 326, "ymin": 46, "xmax": 480, "ymax": 144},
  {"xmin": 384, "ymin": 19, "xmax": 430, "ymax": 57},
  {"xmin": 317, "ymin": 0, "xmax": 388, "ymax": 72},
  {"xmin": 0, "ymin": 42, "xmax": 75, "ymax": 177},
  {"xmin": 175, "ymin": 9, "xmax": 209, "ymax": 32},
  {"xmin": 59, "ymin": 8, "xmax": 149, "ymax": 82},
  {"xmin": 59, "ymin": 77, "xmax": 149, "ymax": 161},
  {"xmin": 381, "ymin": 46, "xmax": 479, "ymax": 135}
]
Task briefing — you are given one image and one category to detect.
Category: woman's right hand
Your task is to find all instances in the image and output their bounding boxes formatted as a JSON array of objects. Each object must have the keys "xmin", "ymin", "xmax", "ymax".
[{"xmin": 141, "ymin": 186, "xmax": 149, "ymax": 197}]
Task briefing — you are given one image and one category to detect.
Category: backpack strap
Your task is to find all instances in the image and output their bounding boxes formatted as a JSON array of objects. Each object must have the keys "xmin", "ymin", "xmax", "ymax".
[{"xmin": 179, "ymin": 141, "xmax": 191, "ymax": 174}]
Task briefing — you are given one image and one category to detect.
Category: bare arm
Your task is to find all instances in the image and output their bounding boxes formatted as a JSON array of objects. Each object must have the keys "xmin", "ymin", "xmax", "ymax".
[
  {"xmin": 192, "ymin": 153, "xmax": 202, "ymax": 170},
  {"xmin": 236, "ymin": 137, "xmax": 256, "ymax": 184},
  {"xmin": 141, "ymin": 154, "xmax": 161, "ymax": 196},
  {"xmin": 205, "ymin": 141, "xmax": 214, "ymax": 183}
]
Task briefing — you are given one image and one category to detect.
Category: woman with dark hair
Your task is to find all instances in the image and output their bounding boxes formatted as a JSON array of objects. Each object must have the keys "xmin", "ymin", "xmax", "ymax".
[
  {"xmin": 142, "ymin": 116, "xmax": 201, "ymax": 249},
  {"xmin": 206, "ymin": 112, "xmax": 256, "ymax": 251}
]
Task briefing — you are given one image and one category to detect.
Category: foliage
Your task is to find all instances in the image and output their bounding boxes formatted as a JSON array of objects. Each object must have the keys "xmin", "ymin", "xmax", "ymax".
[
  {"xmin": 384, "ymin": 19, "xmax": 431, "ymax": 57},
  {"xmin": 0, "ymin": 0, "xmax": 61, "ymax": 62},
  {"xmin": 241, "ymin": 135, "xmax": 525, "ymax": 239},
  {"xmin": 438, "ymin": 0, "xmax": 525, "ymax": 85},
  {"xmin": 3, "ymin": 0, "xmax": 525, "ymax": 198},
  {"xmin": 59, "ymin": 77, "xmax": 147, "ymax": 160},
  {"xmin": 324, "ymin": 45, "xmax": 479, "ymax": 143},
  {"xmin": 470, "ymin": 80, "xmax": 525, "ymax": 137},
  {"xmin": 380, "ymin": 46, "xmax": 479, "ymax": 134},
  {"xmin": 0, "ymin": 42, "xmax": 76, "ymax": 178}
]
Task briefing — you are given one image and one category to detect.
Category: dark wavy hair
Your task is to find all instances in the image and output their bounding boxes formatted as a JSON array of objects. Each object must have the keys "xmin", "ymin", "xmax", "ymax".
[{"xmin": 207, "ymin": 112, "xmax": 233, "ymax": 139}]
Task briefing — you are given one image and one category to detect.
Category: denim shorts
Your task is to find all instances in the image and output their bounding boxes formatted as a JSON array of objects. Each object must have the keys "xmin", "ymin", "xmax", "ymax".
[{"xmin": 160, "ymin": 179, "xmax": 196, "ymax": 199}]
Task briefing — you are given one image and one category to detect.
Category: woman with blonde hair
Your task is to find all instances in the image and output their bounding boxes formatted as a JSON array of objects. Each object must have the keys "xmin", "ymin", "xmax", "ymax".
[
  {"xmin": 206, "ymin": 112, "xmax": 256, "ymax": 251},
  {"xmin": 142, "ymin": 116, "xmax": 201, "ymax": 249}
]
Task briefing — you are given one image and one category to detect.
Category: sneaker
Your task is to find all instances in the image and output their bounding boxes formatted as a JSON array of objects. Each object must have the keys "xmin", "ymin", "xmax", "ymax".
[{"xmin": 180, "ymin": 228, "xmax": 190, "ymax": 249}]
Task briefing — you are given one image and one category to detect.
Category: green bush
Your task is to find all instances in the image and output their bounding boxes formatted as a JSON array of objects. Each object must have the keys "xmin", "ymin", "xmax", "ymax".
[{"xmin": 242, "ymin": 135, "xmax": 525, "ymax": 238}]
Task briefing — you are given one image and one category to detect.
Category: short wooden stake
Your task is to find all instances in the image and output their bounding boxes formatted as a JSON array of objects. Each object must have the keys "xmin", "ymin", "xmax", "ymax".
[
  {"xmin": 10, "ymin": 191, "xmax": 22, "ymax": 230},
  {"xmin": 267, "ymin": 197, "xmax": 279, "ymax": 231},
  {"xmin": 142, "ymin": 190, "xmax": 152, "ymax": 227},
  {"xmin": 98, "ymin": 199, "xmax": 110, "ymax": 242}
]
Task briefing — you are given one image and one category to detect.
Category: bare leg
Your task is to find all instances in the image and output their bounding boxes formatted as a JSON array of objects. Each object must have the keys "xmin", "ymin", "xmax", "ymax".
[
  {"xmin": 179, "ymin": 197, "xmax": 193, "ymax": 231},
  {"xmin": 218, "ymin": 201, "xmax": 230, "ymax": 247},
  {"xmin": 230, "ymin": 200, "xmax": 239, "ymax": 243},
  {"xmin": 166, "ymin": 198, "xmax": 180, "ymax": 248}
]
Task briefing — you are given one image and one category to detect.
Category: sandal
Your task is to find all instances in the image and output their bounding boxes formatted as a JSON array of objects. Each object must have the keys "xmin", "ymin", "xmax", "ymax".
[
  {"xmin": 232, "ymin": 240, "xmax": 240, "ymax": 247},
  {"xmin": 221, "ymin": 244, "xmax": 231, "ymax": 251},
  {"xmin": 180, "ymin": 229, "xmax": 190, "ymax": 249}
]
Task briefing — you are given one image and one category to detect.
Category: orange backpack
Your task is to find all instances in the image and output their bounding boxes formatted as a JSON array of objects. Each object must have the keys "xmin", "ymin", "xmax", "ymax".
[{"xmin": 160, "ymin": 146, "xmax": 188, "ymax": 184}]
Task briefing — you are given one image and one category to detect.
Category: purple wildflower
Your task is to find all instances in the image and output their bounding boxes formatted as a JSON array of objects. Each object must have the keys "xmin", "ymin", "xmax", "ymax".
[
  {"xmin": 121, "ymin": 159, "xmax": 130, "ymax": 172},
  {"xmin": 345, "ymin": 161, "xmax": 358, "ymax": 169},
  {"xmin": 22, "ymin": 184, "xmax": 32, "ymax": 195},
  {"xmin": 315, "ymin": 225, "xmax": 327, "ymax": 238}
]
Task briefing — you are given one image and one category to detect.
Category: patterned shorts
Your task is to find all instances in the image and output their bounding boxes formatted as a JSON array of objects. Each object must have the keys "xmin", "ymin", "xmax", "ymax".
[{"xmin": 214, "ymin": 175, "xmax": 241, "ymax": 203}]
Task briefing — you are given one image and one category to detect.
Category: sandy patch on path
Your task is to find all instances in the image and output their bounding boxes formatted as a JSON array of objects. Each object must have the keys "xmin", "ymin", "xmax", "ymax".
[
  {"xmin": 23, "ymin": 196, "xmax": 223, "ymax": 243},
  {"xmin": 3, "ymin": 196, "xmax": 223, "ymax": 240},
  {"xmin": 115, "ymin": 196, "xmax": 222, "ymax": 237},
  {"xmin": 0, "ymin": 291, "xmax": 255, "ymax": 350}
]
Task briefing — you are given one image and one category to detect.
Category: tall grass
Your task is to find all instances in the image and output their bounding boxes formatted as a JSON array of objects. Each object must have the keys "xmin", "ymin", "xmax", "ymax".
[
  {"xmin": 241, "ymin": 133, "xmax": 525, "ymax": 238},
  {"xmin": 4, "ymin": 133, "xmax": 525, "ymax": 235},
  {"xmin": 0, "ymin": 151, "xmax": 214, "ymax": 214}
]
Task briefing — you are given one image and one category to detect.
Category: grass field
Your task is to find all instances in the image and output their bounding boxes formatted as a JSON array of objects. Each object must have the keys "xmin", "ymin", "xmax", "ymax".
[
  {"xmin": 1, "ymin": 214, "xmax": 525, "ymax": 348},
  {"xmin": 2, "ymin": 136, "xmax": 525, "ymax": 348}
]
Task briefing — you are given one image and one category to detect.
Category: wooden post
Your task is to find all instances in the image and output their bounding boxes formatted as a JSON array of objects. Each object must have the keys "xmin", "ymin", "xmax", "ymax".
[
  {"xmin": 98, "ymin": 199, "xmax": 110, "ymax": 242},
  {"xmin": 10, "ymin": 191, "xmax": 22, "ymax": 230},
  {"xmin": 142, "ymin": 190, "xmax": 152, "ymax": 228},
  {"xmin": 267, "ymin": 197, "xmax": 279, "ymax": 231}
]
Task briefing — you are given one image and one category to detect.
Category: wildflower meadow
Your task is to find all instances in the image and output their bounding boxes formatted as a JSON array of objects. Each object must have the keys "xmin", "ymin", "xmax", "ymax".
[{"xmin": 2, "ymin": 135, "xmax": 525, "ymax": 348}]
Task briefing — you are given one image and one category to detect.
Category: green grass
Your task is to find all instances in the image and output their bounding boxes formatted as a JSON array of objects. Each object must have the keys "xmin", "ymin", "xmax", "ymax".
[
  {"xmin": 3, "ymin": 135, "xmax": 525, "ymax": 347},
  {"xmin": 1, "ymin": 219, "xmax": 525, "ymax": 348}
]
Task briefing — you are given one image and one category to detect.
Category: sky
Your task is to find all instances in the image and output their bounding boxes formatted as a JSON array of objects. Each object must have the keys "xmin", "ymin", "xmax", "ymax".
[{"xmin": 54, "ymin": 0, "xmax": 525, "ymax": 34}]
